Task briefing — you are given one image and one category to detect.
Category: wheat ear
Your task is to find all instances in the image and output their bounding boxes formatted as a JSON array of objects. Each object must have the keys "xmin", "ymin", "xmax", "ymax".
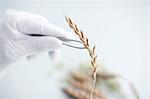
[{"xmin": 65, "ymin": 16, "xmax": 99, "ymax": 99}]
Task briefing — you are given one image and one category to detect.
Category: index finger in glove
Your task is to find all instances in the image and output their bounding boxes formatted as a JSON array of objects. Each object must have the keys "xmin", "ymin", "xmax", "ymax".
[{"xmin": 3, "ymin": 9, "xmax": 71, "ymax": 39}]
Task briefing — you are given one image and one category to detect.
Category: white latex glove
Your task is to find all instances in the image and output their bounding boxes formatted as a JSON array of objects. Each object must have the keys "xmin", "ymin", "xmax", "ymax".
[{"xmin": 0, "ymin": 9, "xmax": 69, "ymax": 70}]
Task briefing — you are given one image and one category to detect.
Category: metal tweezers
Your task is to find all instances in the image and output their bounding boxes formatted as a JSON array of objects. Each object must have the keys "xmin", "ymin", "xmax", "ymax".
[{"xmin": 27, "ymin": 34, "xmax": 85, "ymax": 49}]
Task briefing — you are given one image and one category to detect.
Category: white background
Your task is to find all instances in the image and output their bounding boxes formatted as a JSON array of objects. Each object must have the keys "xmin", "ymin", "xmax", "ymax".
[{"xmin": 0, "ymin": 0, "xmax": 149, "ymax": 99}]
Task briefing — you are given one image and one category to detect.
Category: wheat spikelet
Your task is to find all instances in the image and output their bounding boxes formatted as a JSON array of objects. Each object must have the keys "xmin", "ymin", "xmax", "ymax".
[{"xmin": 65, "ymin": 16, "xmax": 99, "ymax": 99}]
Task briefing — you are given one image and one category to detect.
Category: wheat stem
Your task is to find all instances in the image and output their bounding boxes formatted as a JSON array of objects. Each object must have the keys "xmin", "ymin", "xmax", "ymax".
[{"xmin": 65, "ymin": 16, "xmax": 99, "ymax": 99}]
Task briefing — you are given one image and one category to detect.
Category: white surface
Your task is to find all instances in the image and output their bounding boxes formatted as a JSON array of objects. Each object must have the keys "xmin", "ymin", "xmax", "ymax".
[
  {"xmin": 147, "ymin": 1, "xmax": 150, "ymax": 99},
  {"xmin": 0, "ymin": 1, "xmax": 148, "ymax": 99},
  {"xmin": 0, "ymin": 0, "xmax": 147, "ymax": 3}
]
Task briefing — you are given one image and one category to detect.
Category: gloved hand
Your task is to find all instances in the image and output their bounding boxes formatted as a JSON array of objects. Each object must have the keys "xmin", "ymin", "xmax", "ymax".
[{"xmin": 0, "ymin": 9, "xmax": 69, "ymax": 69}]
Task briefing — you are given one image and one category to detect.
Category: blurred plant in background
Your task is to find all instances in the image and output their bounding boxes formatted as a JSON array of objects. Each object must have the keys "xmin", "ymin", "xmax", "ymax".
[{"xmin": 62, "ymin": 63, "xmax": 140, "ymax": 99}]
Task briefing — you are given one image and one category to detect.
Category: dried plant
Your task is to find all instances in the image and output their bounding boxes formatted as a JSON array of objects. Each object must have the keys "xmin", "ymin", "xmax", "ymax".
[
  {"xmin": 63, "ymin": 68, "xmax": 141, "ymax": 99},
  {"xmin": 63, "ymin": 72, "xmax": 107, "ymax": 99},
  {"xmin": 65, "ymin": 16, "xmax": 99, "ymax": 99}
]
